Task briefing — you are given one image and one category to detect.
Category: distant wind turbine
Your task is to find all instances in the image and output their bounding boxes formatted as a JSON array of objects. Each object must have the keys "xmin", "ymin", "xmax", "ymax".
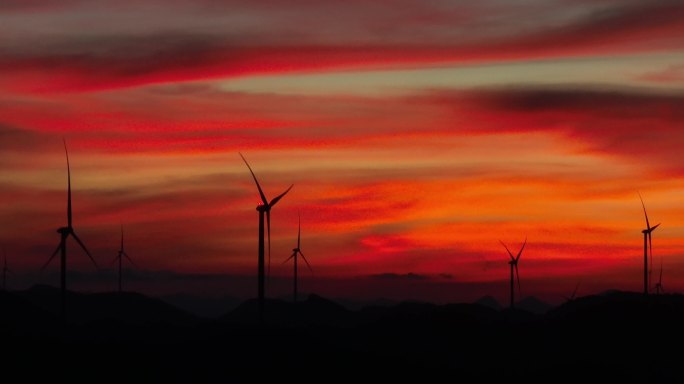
[
  {"xmin": 113, "ymin": 224, "xmax": 135, "ymax": 293},
  {"xmin": 654, "ymin": 258, "xmax": 664, "ymax": 295},
  {"xmin": 500, "ymin": 238, "xmax": 526, "ymax": 309},
  {"xmin": 639, "ymin": 193, "xmax": 660, "ymax": 295},
  {"xmin": 283, "ymin": 213, "xmax": 312, "ymax": 302},
  {"xmin": 42, "ymin": 140, "xmax": 98, "ymax": 321},
  {"xmin": 562, "ymin": 282, "xmax": 580, "ymax": 302},
  {"xmin": 2, "ymin": 248, "xmax": 12, "ymax": 291},
  {"xmin": 240, "ymin": 153, "xmax": 293, "ymax": 322}
]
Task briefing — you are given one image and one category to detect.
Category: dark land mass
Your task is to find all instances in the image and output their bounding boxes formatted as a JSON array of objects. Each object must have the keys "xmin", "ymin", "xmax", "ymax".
[
  {"xmin": 159, "ymin": 292, "xmax": 242, "ymax": 318},
  {"xmin": 1, "ymin": 286, "xmax": 682, "ymax": 382}
]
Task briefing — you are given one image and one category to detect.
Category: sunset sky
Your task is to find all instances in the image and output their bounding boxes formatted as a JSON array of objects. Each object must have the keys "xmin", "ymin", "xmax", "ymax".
[{"xmin": 1, "ymin": 0, "xmax": 684, "ymax": 304}]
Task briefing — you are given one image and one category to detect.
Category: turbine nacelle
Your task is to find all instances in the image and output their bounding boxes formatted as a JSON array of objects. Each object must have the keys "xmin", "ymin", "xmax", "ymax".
[
  {"xmin": 57, "ymin": 227, "xmax": 70, "ymax": 235},
  {"xmin": 642, "ymin": 223, "xmax": 660, "ymax": 234}
]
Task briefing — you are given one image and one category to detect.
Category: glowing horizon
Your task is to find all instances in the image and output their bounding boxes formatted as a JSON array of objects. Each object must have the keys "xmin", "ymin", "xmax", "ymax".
[{"xmin": 1, "ymin": 0, "xmax": 684, "ymax": 303}]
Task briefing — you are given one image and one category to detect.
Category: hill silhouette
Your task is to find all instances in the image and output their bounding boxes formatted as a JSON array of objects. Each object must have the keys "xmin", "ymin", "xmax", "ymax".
[
  {"xmin": 1, "ymin": 288, "xmax": 683, "ymax": 381},
  {"xmin": 0, "ymin": 289, "xmax": 57, "ymax": 333},
  {"xmin": 14, "ymin": 285, "xmax": 197, "ymax": 326},
  {"xmin": 516, "ymin": 295, "xmax": 553, "ymax": 314},
  {"xmin": 160, "ymin": 293, "xmax": 241, "ymax": 318},
  {"xmin": 223, "ymin": 294, "xmax": 353, "ymax": 327},
  {"xmin": 474, "ymin": 294, "xmax": 502, "ymax": 310}
]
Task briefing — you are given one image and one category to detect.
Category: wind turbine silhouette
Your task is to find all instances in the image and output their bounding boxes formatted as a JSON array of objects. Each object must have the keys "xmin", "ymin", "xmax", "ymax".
[
  {"xmin": 283, "ymin": 213, "xmax": 311, "ymax": 302},
  {"xmin": 2, "ymin": 248, "xmax": 12, "ymax": 291},
  {"xmin": 240, "ymin": 153, "xmax": 293, "ymax": 322},
  {"xmin": 113, "ymin": 224, "xmax": 135, "ymax": 293},
  {"xmin": 562, "ymin": 282, "xmax": 580, "ymax": 302},
  {"xmin": 654, "ymin": 257, "xmax": 664, "ymax": 295},
  {"xmin": 639, "ymin": 193, "xmax": 660, "ymax": 295},
  {"xmin": 500, "ymin": 238, "xmax": 526, "ymax": 309},
  {"xmin": 42, "ymin": 140, "xmax": 98, "ymax": 321}
]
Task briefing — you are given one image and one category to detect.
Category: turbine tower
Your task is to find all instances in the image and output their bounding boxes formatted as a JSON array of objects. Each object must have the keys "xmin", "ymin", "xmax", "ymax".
[
  {"xmin": 639, "ymin": 193, "xmax": 660, "ymax": 295},
  {"xmin": 113, "ymin": 224, "xmax": 135, "ymax": 293},
  {"xmin": 42, "ymin": 140, "xmax": 98, "ymax": 322},
  {"xmin": 500, "ymin": 238, "xmax": 526, "ymax": 309},
  {"xmin": 284, "ymin": 213, "xmax": 311, "ymax": 302},
  {"xmin": 240, "ymin": 153, "xmax": 293, "ymax": 322}
]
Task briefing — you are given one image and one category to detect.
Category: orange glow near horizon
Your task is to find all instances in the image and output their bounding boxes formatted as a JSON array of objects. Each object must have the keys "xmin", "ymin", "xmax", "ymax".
[{"xmin": 1, "ymin": 1, "xmax": 684, "ymax": 303}]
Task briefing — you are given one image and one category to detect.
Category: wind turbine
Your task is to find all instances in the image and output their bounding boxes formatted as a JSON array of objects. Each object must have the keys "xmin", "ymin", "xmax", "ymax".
[
  {"xmin": 283, "ymin": 213, "xmax": 311, "ymax": 302},
  {"xmin": 500, "ymin": 238, "xmax": 526, "ymax": 309},
  {"xmin": 240, "ymin": 153, "xmax": 293, "ymax": 321},
  {"xmin": 113, "ymin": 224, "xmax": 135, "ymax": 293},
  {"xmin": 562, "ymin": 282, "xmax": 580, "ymax": 302},
  {"xmin": 2, "ymin": 248, "xmax": 12, "ymax": 291},
  {"xmin": 42, "ymin": 140, "xmax": 98, "ymax": 321},
  {"xmin": 639, "ymin": 193, "xmax": 660, "ymax": 295},
  {"xmin": 654, "ymin": 258, "xmax": 664, "ymax": 295}
]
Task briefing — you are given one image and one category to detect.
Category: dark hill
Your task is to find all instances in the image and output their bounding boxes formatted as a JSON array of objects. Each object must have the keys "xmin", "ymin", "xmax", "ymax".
[
  {"xmin": 222, "ymin": 293, "xmax": 352, "ymax": 327},
  {"xmin": 517, "ymin": 296, "xmax": 553, "ymax": 314},
  {"xmin": 474, "ymin": 295, "xmax": 502, "ymax": 311},
  {"xmin": 159, "ymin": 293, "xmax": 241, "ymax": 318},
  {"xmin": 3, "ymin": 289, "xmax": 684, "ymax": 381},
  {"xmin": 15, "ymin": 285, "xmax": 197, "ymax": 326},
  {"xmin": 0, "ymin": 290, "xmax": 57, "ymax": 334}
]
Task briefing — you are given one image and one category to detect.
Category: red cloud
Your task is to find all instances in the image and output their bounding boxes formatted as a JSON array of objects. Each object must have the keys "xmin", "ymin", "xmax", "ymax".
[
  {"xmin": 424, "ymin": 87, "xmax": 684, "ymax": 176},
  {"xmin": 1, "ymin": 2, "xmax": 683, "ymax": 93}
]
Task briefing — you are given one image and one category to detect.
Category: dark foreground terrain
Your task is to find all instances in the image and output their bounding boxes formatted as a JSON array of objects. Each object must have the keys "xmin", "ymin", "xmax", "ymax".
[{"xmin": 1, "ymin": 286, "xmax": 683, "ymax": 382}]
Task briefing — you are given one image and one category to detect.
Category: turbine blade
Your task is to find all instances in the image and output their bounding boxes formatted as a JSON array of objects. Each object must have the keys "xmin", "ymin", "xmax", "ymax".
[
  {"xmin": 571, "ymin": 282, "xmax": 580, "ymax": 300},
  {"xmin": 297, "ymin": 212, "xmax": 301, "ymax": 249},
  {"xmin": 70, "ymin": 230, "xmax": 98, "ymax": 269},
  {"xmin": 651, "ymin": 223, "xmax": 661, "ymax": 231},
  {"xmin": 267, "ymin": 210, "xmax": 271, "ymax": 281},
  {"xmin": 499, "ymin": 241, "xmax": 514, "ymax": 260},
  {"xmin": 638, "ymin": 192, "xmax": 651, "ymax": 230},
  {"xmin": 239, "ymin": 153, "xmax": 268, "ymax": 205},
  {"xmin": 269, "ymin": 184, "xmax": 293, "ymax": 207},
  {"xmin": 283, "ymin": 252, "xmax": 296, "ymax": 264},
  {"xmin": 123, "ymin": 252, "xmax": 136, "ymax": 267},
  {"xmin": 42, "ymin": 241, "xmax": 62, "ymax": 271},
  {"xmin": 112, "ymin": 254, "xmax": 120, "ymax": 264},
  {"xmin": 515, "ymin": 264, "xmax": 521, "ymax": 296},
  {"xmin": 299, "ymin": 251, "xmax": 312, "ymax": 273},
  {"xmin": 64, "ymin": 139, "xmax": 72, "ymax": 229},
  {"xmin": 516, "ymin": 237, "xmax": 527, "ymax": 262}
]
